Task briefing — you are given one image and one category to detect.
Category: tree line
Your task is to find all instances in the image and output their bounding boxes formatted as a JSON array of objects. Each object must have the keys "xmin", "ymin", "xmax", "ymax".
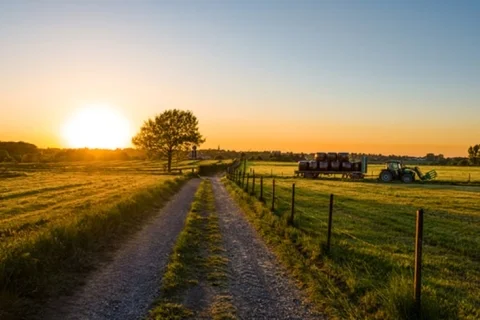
[{"xmin": 1, "ymin": 107, "xmax": 479, "ymax": 168}]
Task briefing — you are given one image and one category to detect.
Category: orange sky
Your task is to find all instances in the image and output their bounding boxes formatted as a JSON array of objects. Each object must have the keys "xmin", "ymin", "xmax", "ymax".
[{"xmin": 1, "ymin": 2, "xmax": 478, "ymax": 157}]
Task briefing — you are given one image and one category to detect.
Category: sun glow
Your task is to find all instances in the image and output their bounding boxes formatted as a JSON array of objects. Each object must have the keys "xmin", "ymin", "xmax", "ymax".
[{"xmin": 62, "ymin": 105, "xmax": 132, "ymax": 149}]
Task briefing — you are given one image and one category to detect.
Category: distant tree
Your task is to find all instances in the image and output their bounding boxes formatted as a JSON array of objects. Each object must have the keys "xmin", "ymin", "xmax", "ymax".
[
  {"xmin": 467, "ymin": 144, "xmax": 479, "ymax": 165},
  {"xmin": 0, "ymin": 149, "xmax": 12, "ymax": 162},
  {"xmin": 21, "ymin": 153, "xmax": 39, "ymax": 163},
  {"xmin": 457, "ymin": 159, "xmax": 470, "ymax": 166},
  {"xmin": 0, "ymin": 141, "xmax": 37, "ymax": 158},
  {"xmin": 132, "ymin": 109, "xmax": 205, "ymax": 172}
]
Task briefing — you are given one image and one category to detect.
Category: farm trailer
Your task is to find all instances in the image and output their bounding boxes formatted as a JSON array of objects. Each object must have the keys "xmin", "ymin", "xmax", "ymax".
[{"xmin": 294, "ymin": 154, "xmax": 368, "ymax": 179}]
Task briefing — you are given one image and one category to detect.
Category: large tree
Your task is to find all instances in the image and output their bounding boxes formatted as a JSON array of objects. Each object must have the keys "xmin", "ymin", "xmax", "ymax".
[
  {"xmin": 468, "ymin": 144, "xmax": 479, "ymax": 165},
  {"xmin": 132, "ymin": 109, "xmax": 205, "ymax": 172}
]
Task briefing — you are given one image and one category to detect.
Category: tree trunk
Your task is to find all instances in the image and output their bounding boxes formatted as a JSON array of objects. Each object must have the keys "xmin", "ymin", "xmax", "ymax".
[{"xmin": 167, "ymin": 150, "xmax": 172, "ymax": 172}]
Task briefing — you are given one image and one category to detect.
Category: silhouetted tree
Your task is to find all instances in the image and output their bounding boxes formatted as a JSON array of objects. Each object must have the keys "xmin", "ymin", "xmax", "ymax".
[
  {"xmin": 0, "ymin": 141, "xmax": 37, "ymax": 158},
  {"xmin": 132, "ymin": 109, "xmax": 205, "ymax": 172},
  {"xmin": 0, "ymin": 149, "xmax": 12, "ymax": 162},
  {"xmin": 468, "ymin": 144, "xmax": 480, "ymax": 165}
]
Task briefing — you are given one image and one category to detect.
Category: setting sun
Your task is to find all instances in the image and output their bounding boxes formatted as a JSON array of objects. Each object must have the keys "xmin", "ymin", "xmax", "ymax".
[{"xmin": 62, "ymin": 105, "xmax": 132, "ymax": 149}]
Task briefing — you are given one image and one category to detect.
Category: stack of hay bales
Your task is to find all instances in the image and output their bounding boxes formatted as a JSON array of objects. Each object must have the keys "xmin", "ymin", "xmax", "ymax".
[{"xmin": 298, "ymin": 152, "xmax": 360, "ymax": 172}]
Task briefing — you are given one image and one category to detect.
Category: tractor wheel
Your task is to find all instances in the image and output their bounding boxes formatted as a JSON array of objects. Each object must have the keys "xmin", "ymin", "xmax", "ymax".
[
  {"xmin": 401, "ymin": 174, "xmax": 414, "ymax": 183},
  {"xmin": 379, "ymin": 170, "xmax": 393, "ymax": 182}
]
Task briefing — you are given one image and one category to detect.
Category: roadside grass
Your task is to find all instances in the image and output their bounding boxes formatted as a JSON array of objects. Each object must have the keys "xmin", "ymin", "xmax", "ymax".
[
  {"xmin": 0, "ymin": 174, "xmax": 190, "ymax": 320},
  {"xmin": 149, "ymin": 179, "xmax": 236, "ymax": 320},
  {"xmin": 223, "ymin": 175, "xmax": 479, "ymax": 320}
]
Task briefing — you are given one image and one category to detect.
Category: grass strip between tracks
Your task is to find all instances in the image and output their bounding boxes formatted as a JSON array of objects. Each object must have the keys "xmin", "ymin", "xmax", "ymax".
[{"xmin": 149, "ymin": 179, "xmax": 236, "ymax": 320}]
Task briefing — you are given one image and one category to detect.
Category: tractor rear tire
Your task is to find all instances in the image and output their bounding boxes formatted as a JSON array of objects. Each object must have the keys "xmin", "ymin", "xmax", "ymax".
[
  {"xmin": 379, "ymin": 170, "xmax": 393, "ymax": 182},
  {"xmin": 401, "ymin": 174, "xmax": 414, "ymax": 183}
]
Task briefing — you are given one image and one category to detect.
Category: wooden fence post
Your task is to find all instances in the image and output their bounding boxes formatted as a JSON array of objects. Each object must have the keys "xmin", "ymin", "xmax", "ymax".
[
  {"xmin": 271, "ymin": 178, "xmax": 276, "ymax": 211},
  {"xmin": 414, "ymin": 208, "xmax": 424, "ymax": 316},
  {"xmin": 251, "ymin": 171, "xmax": 256, "ymax": 195},
  {"xmin": 246, "ymin": 173, "xmax": 250, "ymax": 192},
  {"xmin": 288, "ymin": 183, "xmax": 295, "ymax": 225},
  {"xmin": 326, "ymin": 194, "xmax": 334, "ymax": 252},
  {"xmin": 242, "ymin": 171, "xmax": 246, "ymax": 188},
  {"xmin": 260, "ymin": 176, "xmax": 264, "ymax": 201}
]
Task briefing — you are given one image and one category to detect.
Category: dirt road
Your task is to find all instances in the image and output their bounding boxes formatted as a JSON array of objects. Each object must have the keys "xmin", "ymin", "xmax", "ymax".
[
  {"xmin": 211, "ymin": 177, "xmax": 321, "ymax": 320},
  {"xmin": 43, "ymin": 176, "xmax": 322, "ymax": 320},
  {"xmin": 43, "ymin": 179, "xmax": 201, "ymax": 320}
]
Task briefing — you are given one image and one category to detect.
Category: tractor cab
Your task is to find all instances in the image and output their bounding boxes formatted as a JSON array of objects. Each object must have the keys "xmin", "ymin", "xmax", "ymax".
[
  {"xmin": 386, "ymin": 160, "xmax": 403, "ymax": 177},
  {"xmin": 386, "ymin": 160, "xmax": 403, "ymax": 170},
  {"xmin": 379, "ymin": 160, "xmax": 415, "ymax": 183},
  {"xmin": 387, "ymin": 160, "xmax": 403, "ymax": 173}
]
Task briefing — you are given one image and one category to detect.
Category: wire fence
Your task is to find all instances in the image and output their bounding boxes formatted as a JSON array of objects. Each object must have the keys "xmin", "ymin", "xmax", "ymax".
[{"xmin": 226, "ymin": 164, "xmax": 431, "ymax": 311}]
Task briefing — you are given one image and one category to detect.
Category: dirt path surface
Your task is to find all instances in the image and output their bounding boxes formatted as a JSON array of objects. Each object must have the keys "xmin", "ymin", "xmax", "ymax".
[
  {"xmin": 211, "ymin": 177, "xmax": 322, "ymax": 320},
  {"xmin": 43, "ymin": 178, "xmax": 201, "ymax": 320}
]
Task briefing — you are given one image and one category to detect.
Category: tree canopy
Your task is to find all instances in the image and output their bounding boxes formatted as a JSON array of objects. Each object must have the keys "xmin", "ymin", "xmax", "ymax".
[
  {"xmin": 132, "ymin": 109, "xmax": 205, "ymax": 171},
  {"xmin": 468, "ymin": 144, "xmax": 479, "ymax": 165}
]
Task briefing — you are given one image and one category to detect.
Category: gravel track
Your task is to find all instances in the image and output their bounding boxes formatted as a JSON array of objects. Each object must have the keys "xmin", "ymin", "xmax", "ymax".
[
  {"xmin": 43, "ymin": 178, "xmax": 201, "ymax": 320},
  {"xmin": 211, "ymin": 177, "xmax": 323, "ymax": 320}
]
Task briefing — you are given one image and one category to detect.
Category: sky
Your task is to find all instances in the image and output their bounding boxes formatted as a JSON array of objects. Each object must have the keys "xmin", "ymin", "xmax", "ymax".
[{"xmin": 0, "ymin": 0, "xmax": 479, "ymax": 156}]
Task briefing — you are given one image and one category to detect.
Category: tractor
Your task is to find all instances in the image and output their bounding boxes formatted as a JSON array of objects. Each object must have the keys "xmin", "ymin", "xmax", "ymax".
[{"xmin": 379, "ymin": 160, "xmax": 437, "ymax": 183}]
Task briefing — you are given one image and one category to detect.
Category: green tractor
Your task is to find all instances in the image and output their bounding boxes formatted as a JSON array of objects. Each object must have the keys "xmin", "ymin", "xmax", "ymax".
[{"xmin": 379, "ymin": 160, "xmax": 437, "ymax": 183}]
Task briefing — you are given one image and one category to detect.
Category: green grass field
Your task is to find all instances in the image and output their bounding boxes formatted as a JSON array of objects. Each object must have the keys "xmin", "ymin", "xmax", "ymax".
[{"xmin": 227, "ymin": 162, "xmax": 479, "ymax": 319}]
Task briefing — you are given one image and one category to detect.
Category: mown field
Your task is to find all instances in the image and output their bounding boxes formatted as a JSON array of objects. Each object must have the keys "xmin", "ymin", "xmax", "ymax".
[
  {"xmin": 1, "ymin": 158, "xmax": 229, "ymax": 174},
  {"xmin": 0, "ymin": 172, "xmax": 173, "ymax": 244},
  {"xmin": 0, "ymin": 159, "xmax": 226, "ymax": 319},
  {"xmin": 249, "ymin": 161, "xmax": 480, "ymax": 183},
  {"xmin": 226, "ymin": 161, "xmax": 479, "ymax": 319},
  {"xmin": 0, "ymin": 159, "xmax": 229, "ymax": 244}
]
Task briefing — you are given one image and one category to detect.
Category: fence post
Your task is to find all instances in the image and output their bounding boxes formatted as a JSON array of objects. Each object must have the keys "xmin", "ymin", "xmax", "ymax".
[
  {"xmin": 251, "ymin": 171, "xmax": 256, "ymax": 195},
  {"xmin": 414, "ymin": 208, "xmax": 424, "ymax": 316},
  {"xmin": 246, "ymin": 173, "xmax": 250, "ymax": 192},
  {"xmin": 271, "ymin": 178, "xmax": 276, "ymax": 211},
  {"xmin": 242, "ymin": 170, "xmax": 246, "ymax": 188},
  {"xmin": 326, "ymin": 194, "xmax": 334, "ymax": 252},
  {"xmin": 288, "ymin": 183, "xmax": 295, "ymax": 225},
  {"xmin": 260, "ymin": 176, "xmax": 264, "ymax": 201}
]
